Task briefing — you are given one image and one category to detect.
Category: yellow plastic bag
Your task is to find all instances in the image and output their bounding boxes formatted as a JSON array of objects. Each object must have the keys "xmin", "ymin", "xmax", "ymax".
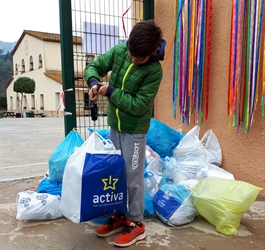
[{"xmin": 191, "ymin": 178, "xmax": 262, "ymax": 236}]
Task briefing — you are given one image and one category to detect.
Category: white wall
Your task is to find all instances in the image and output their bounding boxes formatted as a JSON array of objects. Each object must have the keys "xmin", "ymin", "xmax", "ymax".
[
  {"xmin": 44, "ymin": 41, "xmax": 62, "ymax": 71},
  {"xmin": 7, "ymin": 34, "xmax": 63, "ymax": 114}
]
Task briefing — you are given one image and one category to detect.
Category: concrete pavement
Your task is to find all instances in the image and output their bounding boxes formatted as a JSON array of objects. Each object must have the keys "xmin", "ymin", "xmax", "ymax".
[{"xmin": 0, "ymin": 117, "xmax": 264, "ymax": 249}]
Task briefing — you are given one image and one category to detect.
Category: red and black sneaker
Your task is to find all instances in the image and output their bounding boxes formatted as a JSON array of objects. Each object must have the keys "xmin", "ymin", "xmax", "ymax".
[
  {"xmin": 95, "ymin": 215, "xmax": 127, "ymax": 237},
  {"xmin": 113, "ymin": 220, "xmax": 146, "ymax": 247}
]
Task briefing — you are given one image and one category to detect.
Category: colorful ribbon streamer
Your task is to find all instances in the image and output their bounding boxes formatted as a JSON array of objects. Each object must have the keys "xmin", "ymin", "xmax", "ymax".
[
  {"xmin": 228, "ymin": 0, "xmax": 264, "ymax": 133},
  {"xmin": 122, "ymin": 2, "xmax": 132, "ymax": 39},
  {"xmin": 169, "ymin": 0, "xmax": 212, "ymax": 125}
]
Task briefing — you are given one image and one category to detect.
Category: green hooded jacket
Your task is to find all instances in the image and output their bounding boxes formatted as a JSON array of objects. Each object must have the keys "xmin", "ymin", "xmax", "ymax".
[{"xmin": 84, "ymin": 41, "xmax": 165, "ymax": 134}]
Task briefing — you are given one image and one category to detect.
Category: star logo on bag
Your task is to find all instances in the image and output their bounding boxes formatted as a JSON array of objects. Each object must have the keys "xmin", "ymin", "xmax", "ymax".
[{"xmin": 102, "ymin": 175, "xmax": 118, "ymax": 191}]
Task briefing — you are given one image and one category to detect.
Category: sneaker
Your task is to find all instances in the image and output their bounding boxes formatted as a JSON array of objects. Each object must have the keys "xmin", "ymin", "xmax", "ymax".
[
  {"xmin": 95, "ymin": 215, "xmax": 126, "ymax": 237},
  {"xmin": 113, "ymin": 221, "xmax": 146, "ymax": 247}
]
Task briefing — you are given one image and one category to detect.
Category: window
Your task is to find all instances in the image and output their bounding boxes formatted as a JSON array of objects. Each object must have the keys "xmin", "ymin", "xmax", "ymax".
[
  {"xmin": 15, "ymin": 64, "xmax": 18, "ymax": 75},
  {"xmin": 21, "ymin": 59, "xmax": 25, "ymax": 73},
  {"xmin": 55, "ymin": 92, "xmax": 60, "ymax": 113},
  {"xmin": 10, "ymin": 96, "xmax": 13, "ymax": 110},
  {"xmin": 39, "ymin": 54, "xmax": 42, "ymax": 68},
  {"xmin": 31, "ymin": 95, "xmax": 35, "ymax": 109},
  {"xmin": 40, "ymin": 94, "xmax": 44, "ymax": 109},
  {"xmin": 29, "ymin": 56, "xmax": 33, "ymax": 71}
]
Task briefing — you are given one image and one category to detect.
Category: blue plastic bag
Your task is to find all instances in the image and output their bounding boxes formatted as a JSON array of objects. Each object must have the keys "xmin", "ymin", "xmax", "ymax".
[
  {"xmin": 92, "ymin": 216, "xmax": 111, "ymax": 224},
  {"xmin": 88, "ymin": 128, "xmax": 110, "ymax": 140},
  {"xmin": 37, "ymin": 177, "xmax": 62, "ymax": 196},
  {"xmin": 144, "ymin": 193, "xmax": 155, "ymax": 217},
  {"xmin": 146, "ymin": 119, "xmax": 185, "ymax": 158},
  {"xmin": 49, "ymin": 129, "xmax": 84, "ymax": 182}
]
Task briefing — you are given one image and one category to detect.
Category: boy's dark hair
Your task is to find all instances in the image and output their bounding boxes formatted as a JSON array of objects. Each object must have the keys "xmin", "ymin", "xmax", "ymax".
[{"xmin": 127, "ymin": 19, "xmax": 163, "ymax": 57}]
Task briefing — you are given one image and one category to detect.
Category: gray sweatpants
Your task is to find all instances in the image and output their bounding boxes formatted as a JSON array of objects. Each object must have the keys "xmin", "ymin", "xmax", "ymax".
[{"xmin": 110, "ymin": 128, "xmax": 145, "ymax": 222}]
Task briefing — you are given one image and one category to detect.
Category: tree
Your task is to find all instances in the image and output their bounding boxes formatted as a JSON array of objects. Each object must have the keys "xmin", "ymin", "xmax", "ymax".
[
  {"xmin": 13, "ymin": 77, "xmax": 35, "ymax": 115},
  {"xmin": 4, "ymin": 51, "xmax": 12, "ymax": 62},
  {"xmin": 0, "ymin": 60, "xmax": 13, "ymax": 96},
  {"xmin": 0, "ymin": 96, "xmax": 7, "ymax": 110}
]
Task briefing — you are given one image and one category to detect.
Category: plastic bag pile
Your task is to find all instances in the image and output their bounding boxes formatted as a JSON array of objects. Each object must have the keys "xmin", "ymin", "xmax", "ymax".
[
  {"xmin": 15, "ymin": 129, "xmax": 84, "ymax": 222},
  {"xmin": 15, "ymin": 119, "xmax": 262, "ymax": 236},
  {"xmin": 143, "ymin": 119, "xmax": 262, "ymax": 236}
]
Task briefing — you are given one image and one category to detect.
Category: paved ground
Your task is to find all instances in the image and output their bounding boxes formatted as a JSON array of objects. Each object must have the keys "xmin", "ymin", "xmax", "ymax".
[
  {"xmin": 0, "ymin": 117, "xmax": 65, "ymax": 181},
  {"xmin": 0, "ymin": 117, "xmax": 265, "ymax": 250}
]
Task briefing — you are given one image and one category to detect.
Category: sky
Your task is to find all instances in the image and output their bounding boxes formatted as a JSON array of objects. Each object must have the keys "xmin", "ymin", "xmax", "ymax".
[{"xmin": 0, "ymin": 0, "xmax": 60, "ymax": 42}]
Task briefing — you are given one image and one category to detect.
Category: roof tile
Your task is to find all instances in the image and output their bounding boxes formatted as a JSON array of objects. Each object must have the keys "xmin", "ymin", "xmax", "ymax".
[
  {"xmin": 12, "ymin": 30, "xmax": 81, "ymax": 55},
  {"xmin": 44, "ymin": 71, "xmax": 88, "ymax": 88}
]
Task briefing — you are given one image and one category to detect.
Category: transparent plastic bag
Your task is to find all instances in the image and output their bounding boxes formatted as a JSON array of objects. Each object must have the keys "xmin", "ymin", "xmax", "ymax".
[
  {"xmin": 163, "ymin": 157, "xmax": 198, "ymax": 181},
  {"xmin": 145, "ymin": 158, "xmax": 165, "ymax": 197},
  {"xmin": 192, "ymin": 178, "xmax": 262, "ymax": 235},
  {"xmin": 145, "ymin": 145, "xmax": 160, "ymax": 165}
]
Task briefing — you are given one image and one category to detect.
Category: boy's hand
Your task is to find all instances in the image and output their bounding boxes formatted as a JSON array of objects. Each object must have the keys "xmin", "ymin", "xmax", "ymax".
[
  {"xmin": 89, "ymin": 85, "xmax": 99, "ymax": 100},
  {"xmin": 98, "ymin": 82, "xmax": 108, "ymax": 96}
]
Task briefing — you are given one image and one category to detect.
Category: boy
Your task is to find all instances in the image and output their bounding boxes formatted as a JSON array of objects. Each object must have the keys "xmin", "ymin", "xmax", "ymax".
[{"xmin": 84, "ymin": 19, "xmax": 165, "ymax": 247}]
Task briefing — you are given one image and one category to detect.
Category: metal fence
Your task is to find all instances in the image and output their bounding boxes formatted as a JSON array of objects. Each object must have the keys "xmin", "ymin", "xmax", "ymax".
[
  {"xmin": 60, "ymin": 0, "xmax": 155, "ymax": 139},
  {"xmin": 73, "ymin": 0, "xmax": 143, "ymax": 138}
]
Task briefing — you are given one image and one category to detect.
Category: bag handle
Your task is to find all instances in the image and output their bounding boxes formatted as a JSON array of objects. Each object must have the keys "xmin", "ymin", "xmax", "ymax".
[
  {"xmin": 25, "ymin": 187, "xmax": 38, "ymax": 192},
  {"xmin": 94, "ymin": 132, "xmax": 116, "ymax": 151}
]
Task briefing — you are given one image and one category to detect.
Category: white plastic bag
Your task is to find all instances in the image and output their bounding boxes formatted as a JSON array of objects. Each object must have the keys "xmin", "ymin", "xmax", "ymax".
[
  {"xmin": 16, "ymin": 190, "xmax": 62, "ymax": 221},
  {"xmin": 164, "ymin": 157, "xmax": 199, "ymax": 181},
  {"xmin": 200, "ymin": 129, "xmax": 222, "ymax": 165},
  {"xmin": 153, "ymin": 184, "xmax": 197, "ymax": 226},
  {"xmin": 196, "ymin": 162, "xmax": 234, "ymax": 180},
  {"xmin": 59, "ymin": 132, "xmax": 127, "ymax": 223},
  {"xmin": 178, "ymin": 179, "xmax": 199, "ymax": 191},
  {"xmin": 173, "ymin": 126, "xmax": 222, "ymax": 166},
  {"xmin": 173, "ymin": 126, "xmax": 205, "ymax": 162}
]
